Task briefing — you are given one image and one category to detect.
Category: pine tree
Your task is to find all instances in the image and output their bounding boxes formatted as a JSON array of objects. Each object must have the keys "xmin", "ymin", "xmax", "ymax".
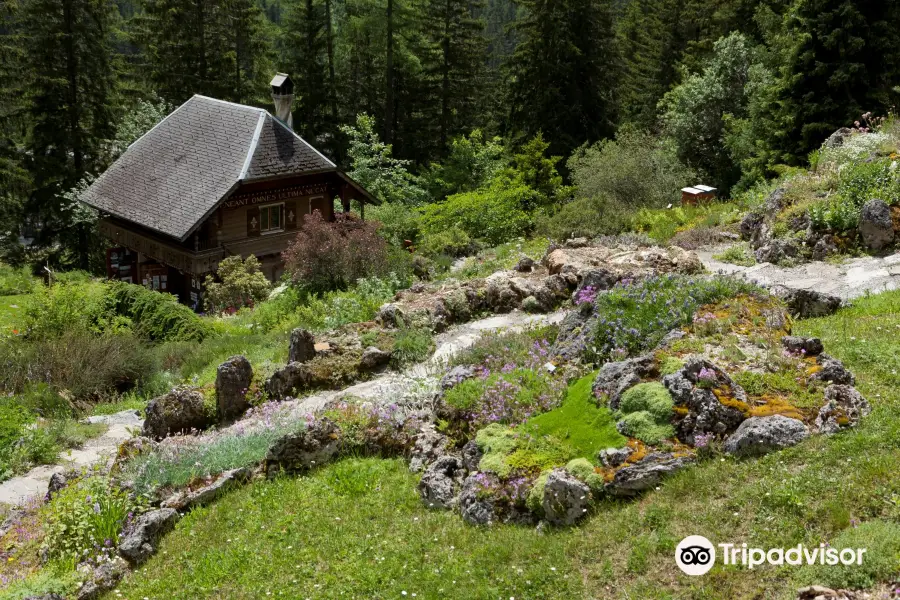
[
  {"xmin": 422, "ymin": 0, "xmax": 487, "ymax": 150},
  {"xmin": 505, "ymin": 0, "xmax": 620, "ymax": 157},
  {"xmin": 616, "ymin": 0, "xmax": 665, "ymax": 128},
  {"xmin": 134, "ymin": 0, "xmax": 273, "ymax": 104},
  {"xmin": 775, "ymin": 0, "xmax": 900, "ymax": 160},
  {"xmin": 21, "ymin": 0, "xmax": 121, "ymax": 268},
  {"xmin": 0, "ymin": 0, "xmax": 30, "ymax": 206}
]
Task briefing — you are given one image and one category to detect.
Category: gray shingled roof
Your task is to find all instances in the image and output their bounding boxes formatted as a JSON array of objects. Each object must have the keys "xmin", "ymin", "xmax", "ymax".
[{"xmin": 82, "ymin": 95, "xmax": 336, "ymax": 241}]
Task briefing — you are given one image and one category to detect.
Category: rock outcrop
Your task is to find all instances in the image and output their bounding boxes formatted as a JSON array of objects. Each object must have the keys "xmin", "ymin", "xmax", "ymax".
[
  {"xmin": 215, "ymin": 355, "xmax": 253, "ymax": 422},
  {"xmin": 288, "ymin": 328, "xmax": 317, "ymax": 363},
  {"xmin": 541, "ymin": 468, "xmax": 591, "ymax": 526},
  {"xmin": 724, "ymin": 415, "xmax": 809, "ymax": 457},
  {"xmin": 419, "ymin": 455, "xmax": 466, "ymax": 509},
  {"xmin": 265, "ymin": 418, "xmax": 341, "ymax": 476},
  {"xmin": 142, "ymin": 386, "xmax": 212, "ymax": 440},
  {"xmin": 118, "ymin": 508, "xmax": 180, "ymax": 565},
  {"xmin": 858, "ymin": 199, "xmax": 894, "ymax": 251}
]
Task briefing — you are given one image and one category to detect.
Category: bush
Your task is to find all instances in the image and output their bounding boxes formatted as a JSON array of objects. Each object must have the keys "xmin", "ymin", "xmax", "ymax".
[
  {"xmin": 389, "ymin": 326, "xmax": 435, "ymax": 368},
  {"xmin": 203, "ymin": 255, "xmax": 272, "ymax": 314},
  {"xmin": 568, "ymin": 128, "xmax": 696, "ymax": 212},
  {"xmin": 283, "ymin": 211, "xmax": 391, "ymax": 292},
  {"xmin": 418, "ymin": 226, "xmax": 474, "ymax": 258},
  {"xmin": 0, "ymin": 263, "xmax": 37, "ymax": 295},
  {"xmin": 0, "ymin": 332, "xmax": 158, "ymax": 401},
  {"xmin": 104, "ymin": 282, "xmax": 210, "ymax": 342},
  {"xmin": 713, "ymin": 244, "xmax": 756, "ymax": 266},
  {"xmin": 587, "ymin": 275, "xmax": 762, "ymax": 363},
  {"xmin": 536, "ymin": 194, "xmax": 632, "ymax": 240},
  {"xmin": 423, "ymin": 130, "xmax": 507, "ymax": 199},
  {"xmin": 367, "ymin": 202, "xmax": 422, "ymax": 247},
  {"xmin": 41, "ymin": 476, "xmax": 147, "ymax": 564},
  {"xmin": 419, "ymin": 179, "xmax": 535, "ymax": 247},
  {"xmin": 21, "ymin": 281, "xmax": 108, "ymax": 339}
]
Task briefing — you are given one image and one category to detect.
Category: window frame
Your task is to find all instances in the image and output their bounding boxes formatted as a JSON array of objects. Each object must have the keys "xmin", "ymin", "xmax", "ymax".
[{"xmin": 259, "ymin": 202, "xmax": 284, "ymax": 234}]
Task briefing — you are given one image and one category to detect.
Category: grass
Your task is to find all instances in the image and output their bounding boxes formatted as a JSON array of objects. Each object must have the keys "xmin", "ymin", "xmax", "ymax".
[
  {"xmin": 100, "ymin": 289, "xmax": 900, "ymax": 599},
  {"xmin": 713, "ymin": 243, "xmax": 756, "ymax": 267},
  {"xmin": 0, "ymin": 294, "xmax": 26, "ymax": 332},
  {"xmin": 453, "ymin": 237, "xmax": 550, "ymax": 280},
  {"xmin": 521, "ymin": 372, "xmax": 625, "ymax": 461}
]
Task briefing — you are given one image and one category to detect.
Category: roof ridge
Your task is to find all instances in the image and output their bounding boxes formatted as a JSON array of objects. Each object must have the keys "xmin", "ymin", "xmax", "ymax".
[
  {"xmin": 192, "ymin": 94, "xmax": 266, "ymax": 115},
  {"xmin": 240, "ymin": 112, "xmax": 268, "ymax": 181}
]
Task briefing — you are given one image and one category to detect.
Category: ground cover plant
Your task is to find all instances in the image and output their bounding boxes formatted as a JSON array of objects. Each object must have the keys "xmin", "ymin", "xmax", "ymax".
[{"xmin": 66, "ymin": 289, "xmax": 900, "ymax": 600}]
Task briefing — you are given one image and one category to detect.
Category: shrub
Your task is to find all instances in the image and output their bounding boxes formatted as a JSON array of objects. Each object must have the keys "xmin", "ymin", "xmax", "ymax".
[
  {"xmin": 0, "ymin": 264, "xmax": 36, "ymax": 295},
  {"xmin": 419, "ymin": 179, "xmax": 535, "ymax": 247},
  {"xmin": 536, "ymin": 194, "xmax": 632, "ymax": 241},
  {"xmin": 418, "ymin": 226, "xmax": 474, "ymax": 258},
  {"xmin": 21, "ymin": 281, "xmax": 108, "ymax": 339},
  {"xmin": 367, "ymin": 202, "xmax": 422, "ymax": 247},
  {"xmin": 203, "ymin": 255, "xmax": 272, "ymax": 314},
  {"xmin": 283, "ymin": 211, "xmax": 391, "ymax": 292},
  {"xmin": 389, "ymin": 326, "xmax": 435, "ymax": 368},
  {"xmin": 0, "ymin": 332, "xmax": 158, "ymax": 401},
  {"xmin": 41, "ymin": 475, "xmax": 147, "ymax": 564},
  {"xmin": 103, "ymin": 282, "xmax": 210, "ymax": 342},
  {"xmin": 423, "ymin": 130, "xmax": 507, "ymax": 199},
  {"xmin": 618, "ymin": 383, "xmax": 674, "ymax": 422},
  {"xmin": 713, "ymin": 244, "xmax": 756, "ymax": 266},
  {"xmin": 587, "ymin": 275, "xmax": 761, "ymax": 363},
  {"xmin": 568, "ymin": 128, "xmax": 696, "ymax": 212}
]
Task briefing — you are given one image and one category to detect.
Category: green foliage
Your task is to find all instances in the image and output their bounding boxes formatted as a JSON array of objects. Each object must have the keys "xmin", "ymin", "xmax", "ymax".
[
  {"xmin": 367, "ymin": 202, "xmax": 423, "ymax": 247},
  {"xmin": 476, "ymin": 423, "xmax": 573, "ymax": 478},
  {"xmin": 21, "ymin": 281, "xmax": 108, "ymax": 339},
  {"xmin": 526, "ymin": 470, "xmax": 549, "ymax": 514},
  {"xmin": 0, "ymin": 263, "xmax": 36, "ymax": 295},
  {"xmin": 799, "ymin": 520, "xmax": 900, "ymax": 589},
  {"xmin": 522, "ymin": 373, "xmax": 625, "ymax": 462},
  {"xmin": 588, "ymin": 275, "xmax": 762, "ymax": 363},
  {"xmin": 104, "ymin": 282, "xmax": 210, "ymax": 342},
  {"xmin": 660, "ymin": 32, "xmax": 754, "ymax": 192},
  {"xmin": 203, "ymin": 255, "xmax": 273, "ymax": 313},
  {"xmin": 453, "ymin": 238, "xmax": 549, "ymax": 280},
  {"xmin": 615, "ymin": 382, "xmax": 676, "ymax": 445},
  {"xmin": 419, "ymin": 178, "xmax": 535, "ymax": 246},
  {"xmin": 389, "ymin": 326, "xmax": 435, "ymax": 368},
  {"xmin": 507, "ymin": 134, "xmax": 574, "ymax": 210},
  {"xmin": 341, "ymin": 114, "xmax": 429, "ymax": 205},
  {"xmin": 565, "ymin": 458, "xmax": 604, "ymax": 492},
  {"xmin": 631, "ymin": 201, "xmax": 746, "ymax": 243},
  {"xmin": 418, "ymin": 226, "xmax": 474, "ymax": 258},
  {"xmin": 536, "ymin": 194, "xmax": 631, "ymax": 241},
  {"xmin": 568, "ymin": 128, "xmax": 696, "ymax": 212},
  {"xmin": 424, "ymin": 130, "xmax": 507, "ymax": 199},
  {"xmin": 41, "ymin": 476, "xmax": 147, "ymax": 563},
  {"xmin": 713, "ymin": 244, "xmax": 756, "ymax": 266},
  {"xmin": 658, "ymin": 355, "xmax": 685, "ymax": 376}
]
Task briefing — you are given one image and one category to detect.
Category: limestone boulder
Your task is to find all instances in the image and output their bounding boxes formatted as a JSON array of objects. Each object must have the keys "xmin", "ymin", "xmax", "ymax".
[
  {"xmin": 142, "ymin": 386, "xmax": 212, "ymax": 440},
  {"xmin": 724, "ymin": 416, "xmax": 809, "ymax": 457},
  {"xmin": 118, "ymin": 508, "xmax": 180, "ymax": 565},
  {"xmin": 858, "ymin": 199, "xmax": 894, "ymax": 250},
  {"xmin": 215, "ymin": 355, "xmax": 253, "ymax": 422},
  {"xmin": 541, "ymin": 468, "xmax": 591, "ymax": 526}
]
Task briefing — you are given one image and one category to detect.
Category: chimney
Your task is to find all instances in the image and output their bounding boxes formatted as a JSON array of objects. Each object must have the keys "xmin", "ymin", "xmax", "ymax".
[{"xmin": 270, "ymin": 72, "xmax": 295, "ymax": 130}]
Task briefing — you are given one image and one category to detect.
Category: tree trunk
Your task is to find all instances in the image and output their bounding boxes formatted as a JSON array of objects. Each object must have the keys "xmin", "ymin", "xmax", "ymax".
[
  {"xmin": 384, "ymin": 0, "xmax": 394, "ymax": 144},
  {"xmin": 325, "ymin": 0, "xmax": 338, "ymax": 121}
]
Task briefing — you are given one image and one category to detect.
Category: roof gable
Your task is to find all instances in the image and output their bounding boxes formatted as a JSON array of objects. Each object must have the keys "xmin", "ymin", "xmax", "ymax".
[{"xmin": 82, "ymin": 95, "xmax": 337, "ymax": 241}]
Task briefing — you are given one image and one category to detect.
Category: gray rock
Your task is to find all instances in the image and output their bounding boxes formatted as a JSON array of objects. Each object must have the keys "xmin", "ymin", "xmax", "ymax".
[
  {"xmin": 514, "ymin": 256, "xmax": 535, "ymax": 272},
  {"xmin": 76, "ymin": 557, "xmax": 128, "ymax": 600},
  {"xmin": 118, "ymin": 508, "xmax": 180, "ymax": 565},
  {"xmin": 408, "ymin": 425, "xmax": 450, "ymax": 473},
  {"xmin": 739, "ymin": 211, "xmax": 766, "ymax": 243},
  {"xmin": 811, "ymin": 355, "xmax": 855, "ymax": 385},
  {"xmin": 46, "ymin": 469, "xmax": 77, "ymax": 501},
  {"xmin": 360, "ymin": 346, "xmax": 391, "ymax": 370},
  {"xmin": 770, "ymin": 286, "xmax": 842, "ymax": 319},
  {"xmin": 781, "ymin": 336, "xmax": 824, "ymax": 356},
  {"xmin": 823, "ymin": 127, "xmax": 854, "ymax": 149},
  {"xmin": 597, "ymin": 446, "xmax": 633, "ymax": 468},
  {"xmin": 668, "ymin": 358, "xmax": 747, "ymax": 445},
  {"xmin": 755, "ymin": 239, "xmax": 798, "ymax": 264},
  {"xmin": 376, "ymin": 303, "xmax": 406, "ymax": 328},
  {"xmin": 563, "ymin": 237, "xmax": 589, "ymax": 248},
  {"xmin": 111, "ymin": 437, "xmax": 157, "ymax": 475},
  {"xmin": 265, "ymin": 418, "xmax": 341, "ymax": 476},
  {"xmin": 440, "ymin": 365, "xmax": 477, "ymax": 390},
  {"xmin": 815, "ymin": 385, "xmax": 870, "ymax": 434},
  {"xmin": 161, "ymin": 468, "xmax": 252, "ymax": 511},
  {"xmin": 592, "ymin": 354, "xmax": 656, "ymax": 409},
  {"xmin": 858, "ymin": 199, "xmax": 894, "ymax": 250},
  {"xmin": 215, "ymin": 355, "xmax": 253, "ymax": 422},
  {"xmin": 812, "ymin": 234, "xmax": 839, "ymax": 260},
  {"xmin": 763, "ymin": 187, "xmax": 788, "ymax": 214},
  {"xmin": 575, "ymin": 268, "xmax": 619, "ymax": 296},
  {"xmin": 551, "ymin": 303, "xmax": 597, "ymax": 362},
  {"xmin": 24, "ymin": 595, "xmax": 65, "ymax": 600},
  {"xmin": 142, "ymin": 386, "xmax": 212, "ymax": 440},
  {"xmin": 541, "ymin": 468, "xmax": 591, "ymax": 526},
  {"xmin": 288, "ymin": 328, "xmax": 317, "ymax": 363},
  {"xmin": 419, "ymin": 455, "xmax": 466, "ymax": 509},
  {"xmin": 723, "ymin": 416, "xmax": 809, "ymax": 457},
  {"xmin": 265, "ymin": 362, "xmax": 312, "ymax": 400},
  {"xmin": 662, "ymin": 372, "xmax": 693, "ymax": 405},
  {"xmin": 458, "ymin": 473, "xmax": 496, "ymax": 525},
  {"xmin": 461, "ymin": 439, "xmax": 483, "ymax": 472},
  {"xmin": 606, "ymin": 453, "xmax": 695, "ymax": 497}
]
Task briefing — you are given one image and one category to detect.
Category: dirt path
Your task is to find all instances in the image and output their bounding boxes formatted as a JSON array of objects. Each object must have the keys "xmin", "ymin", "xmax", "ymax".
[{"xmin": 698, "ymin": 246, "xmax": 900, "ymax": 300}]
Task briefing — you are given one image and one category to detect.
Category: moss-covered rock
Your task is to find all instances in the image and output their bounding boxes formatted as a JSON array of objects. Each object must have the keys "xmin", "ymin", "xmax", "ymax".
[{"xmin": 615, "ymin": 382, "xmax": 675, "ymax": 445}]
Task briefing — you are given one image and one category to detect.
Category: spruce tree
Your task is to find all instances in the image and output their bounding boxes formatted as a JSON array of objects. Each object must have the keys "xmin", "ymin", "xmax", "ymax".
[
  {"xmin": 20, "ymin": 0, "xmax": 121, "ymax": 267},
  {"xmin": 422, "ymin": 0, "xmax": 487, "ymax": 150},
  {"xmin": 775, "ymin": 0, "xmax": 900, "ymax": 159},
  {"xmin": 281, "ymin": 0, "xmax": 330, "ymax": 140},
  {"xmin": 504, "ymin": 0, "xmax": 619, "ymax": 157}
]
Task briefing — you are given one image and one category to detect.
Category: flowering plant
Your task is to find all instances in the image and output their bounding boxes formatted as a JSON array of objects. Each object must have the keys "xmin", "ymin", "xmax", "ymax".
[{"xmin": 696, "ymin": 367, "xmax": 718, "ymax": 389}]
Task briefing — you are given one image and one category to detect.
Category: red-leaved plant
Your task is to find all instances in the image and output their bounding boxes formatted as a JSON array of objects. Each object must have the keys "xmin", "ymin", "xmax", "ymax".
[{"xmin": 282, "ymin": 210, "xmax": 390, "ymax": 291}]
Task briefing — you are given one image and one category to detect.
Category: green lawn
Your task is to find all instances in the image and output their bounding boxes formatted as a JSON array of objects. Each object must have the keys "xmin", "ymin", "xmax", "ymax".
[{"xmin": 105, "ymin": 290, "xmax": 900, "ymax": 599}]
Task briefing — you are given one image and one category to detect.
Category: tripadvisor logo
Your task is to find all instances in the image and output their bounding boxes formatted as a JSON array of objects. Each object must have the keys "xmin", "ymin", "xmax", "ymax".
[{"xmin": 676, "ymin": 536, "xmax": 868, "ymax": 576}]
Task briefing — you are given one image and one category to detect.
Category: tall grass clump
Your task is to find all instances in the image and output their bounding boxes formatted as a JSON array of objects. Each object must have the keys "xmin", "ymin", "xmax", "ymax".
[{"xmin": 586, "ymin": 274, "xmax": 762, "ymax": 363}]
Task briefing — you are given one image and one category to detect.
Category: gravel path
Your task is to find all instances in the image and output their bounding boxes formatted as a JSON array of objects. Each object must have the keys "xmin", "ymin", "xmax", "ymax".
[
  {"xmin": 698, "ymin": 246, "xmax": 900, "ymax": 300},
  {"xmin": 0, "ymin": 410, "xmax": 142, "ymax": 506}
]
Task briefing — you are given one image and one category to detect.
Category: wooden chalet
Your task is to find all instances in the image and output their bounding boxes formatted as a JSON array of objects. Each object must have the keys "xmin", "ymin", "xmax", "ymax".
[{"xmin": 82, "ymin": 77, "xmax": 376, "ymax": 309}]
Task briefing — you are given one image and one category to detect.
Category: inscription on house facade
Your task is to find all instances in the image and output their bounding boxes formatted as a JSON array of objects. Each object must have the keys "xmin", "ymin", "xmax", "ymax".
[{"xmin": 223, "ymin": 183, "xmax": 330, "ymax": 208}]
